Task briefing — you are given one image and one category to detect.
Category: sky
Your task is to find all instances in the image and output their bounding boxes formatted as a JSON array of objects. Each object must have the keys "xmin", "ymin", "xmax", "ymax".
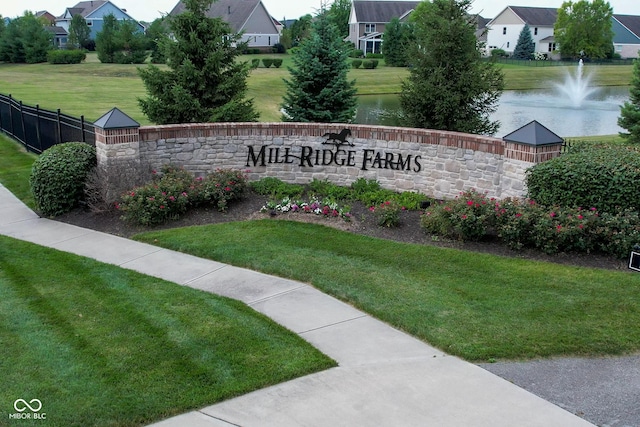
[{"xmin": 1, "ymin": 0, "xmax": 638, "ymax": 23}]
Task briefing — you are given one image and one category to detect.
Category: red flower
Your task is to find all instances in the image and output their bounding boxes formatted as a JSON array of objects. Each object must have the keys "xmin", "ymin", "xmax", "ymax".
[
  {"xmin": 225, "ymin": 187, "xmax": 231, "ymax": 191},
  {"xmin": 467, "ymin": 200, "xmax": 474, "ymax": 206}
]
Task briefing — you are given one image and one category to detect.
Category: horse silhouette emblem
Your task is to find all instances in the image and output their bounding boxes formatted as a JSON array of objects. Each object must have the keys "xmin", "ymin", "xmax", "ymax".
[{"xmin": 322, "ymin": 129, "xmax": 353, "ymax": 147}]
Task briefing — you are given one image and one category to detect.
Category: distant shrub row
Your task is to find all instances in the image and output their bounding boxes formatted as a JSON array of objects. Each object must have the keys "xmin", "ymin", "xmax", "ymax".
[
  {"xmin": 351, "ymin": 59, "xmax": 379, "ymax": 69},
  {"xmin": 47, "ymin": 49, "xmax": 87, "ymax": 64},
  {"xmin": 250, "ymin": 58, "xmax": 283, "ymax": 68}
]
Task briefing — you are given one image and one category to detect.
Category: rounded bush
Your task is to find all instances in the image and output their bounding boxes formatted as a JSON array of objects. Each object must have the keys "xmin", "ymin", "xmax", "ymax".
[
  {"xmin": 526, "ymin": 145, "xmax": 640, "ymax": 213},
  {"xmin": 30, "ymin": 142, "xmax": 96, "ymax": 216},
  {"xmin": 351, "ymin": 59, "xmax": 362, "ymax": 69},
  {"xmin": 262, "ymin": 58, "xmax": 273, "ymax": 68}
]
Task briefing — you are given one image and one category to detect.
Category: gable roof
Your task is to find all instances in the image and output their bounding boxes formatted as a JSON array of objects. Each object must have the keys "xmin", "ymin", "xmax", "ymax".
[
  {"xmin": 170, "ymin": 0, "xmax": 270, "ymax": 33},
  {"xmin": 67, "ymin": 1, "xmax": 108, "ymax": 18},
  {"xmin": 491, "ymin": 6, "xmax": 557, "ymax": 27},
  {"xmin": 614, "ymin": 14, "xmax": 640, "ymax": 41},
  {"xmin": 352, "ymin": 1, "xmax": 420, "ymax": 23},
  {"xmin": 44, "ymin": 26, "xmax": 69, "ymax": 36}
]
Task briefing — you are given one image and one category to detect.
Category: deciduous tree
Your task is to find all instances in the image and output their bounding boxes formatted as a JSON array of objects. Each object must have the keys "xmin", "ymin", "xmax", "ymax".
[
  {"xmin": 400, "ymin": 0, "xmax": 503, "ymax": 135},
  {"xmin": 138, "ymin": 0, "xmax": 258, "ymax": 124},
  {"xmin": 281, "ymin": 9, "xmax": 357, "ymax": 123},
  {"xmin": 554, "ymin": 0, "xmax": 613, "ymax": 59},
  {"xmin": 618, "ymin": 54, "xmax": 640, "ymax": 143},
  {"xmin": 328, "ymin": 0, "xmax": 351, "ymax": 39}
]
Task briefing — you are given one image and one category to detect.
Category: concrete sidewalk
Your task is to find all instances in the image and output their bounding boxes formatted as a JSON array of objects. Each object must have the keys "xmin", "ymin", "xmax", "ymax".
[{"xmin": 0, "ymin": 184, "xmax": 594, "ymax": 427}]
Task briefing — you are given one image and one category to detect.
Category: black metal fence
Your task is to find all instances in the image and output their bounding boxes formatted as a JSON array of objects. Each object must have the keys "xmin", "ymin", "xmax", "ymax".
[{"xmin": 0, "ymin": 93, "xmax": 95, "ymax": 154}]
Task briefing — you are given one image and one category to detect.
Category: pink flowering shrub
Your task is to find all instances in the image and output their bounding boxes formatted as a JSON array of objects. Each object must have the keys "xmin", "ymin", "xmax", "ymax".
[
  {"xmin": 118, "ymin": 165, "xmax": 247, "ymax": 225},
  {"xmin": 420, "ymin": 190, "xmax": 495, "ymax": 241},
  {"xmin": 370, "ymin": 200, "xmax": 402, "ymax": 227}
]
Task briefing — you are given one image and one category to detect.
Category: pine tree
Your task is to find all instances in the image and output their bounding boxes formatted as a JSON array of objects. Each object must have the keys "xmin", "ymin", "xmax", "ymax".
[
  {"xmin": 512, "ymin": 24, "xmax": 534, "ymax": 60},
  {"xmin": 618, "ymin": 54, "xmax": 640, "ymax": 143},
  {"xmin": 138, "ymin": 0, "xmax": 258, "ymax": 124},
  {"xmin": 400, "ymin": 0, "xmax": 503, "ymax": 135},
  {"xmin": 281, "ymin": 9, "xmax": 357, "ymax": 122},
  {"xmin": 67, "ymin": 14, "xmax": 91, "ymax": 49},
  {"xmin": 382, "ymin": 17, "xmax": 414, "ymax": 67},
  {"xmin": 95, "ymin": 14, "xmax": 119, "ymax": 63}
]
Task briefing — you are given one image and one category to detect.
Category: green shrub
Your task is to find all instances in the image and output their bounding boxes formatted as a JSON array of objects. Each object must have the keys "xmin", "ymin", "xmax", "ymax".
[
  {"xmin": 362, "ymin": 59, "xmax": 379, "ymax": 69},
  {"xmin": 348, "ymin": 49, "xmax": 364, "ymax": 58},
  {"xmin": 272, "ymin": 43, "xmax": 286, "ymax": 54},
  {"xmin": 491, "ymin": 48, "xmax": 507, "ymax": 58},
  {"xmin": 420, "ymin": 190, "xmax": 495, "ymax": 241},
  {"xmin": 366, "ymin": 53, "xmax": 384, "ymax": 59},
  {"xmin": 351, "ymin": 59, "xmax": 362, "ymax": 68},
  {"xmin": 262, "ymin": 58, "xmax": 273, "ymax": 68},
  {"xmin": 30, "ymin": 142, "xmax": 96, "ymax": 216},
  {"xmin": 197, "ymin": 169, "xmax": 249, "ymax": 211},
  {"xmin": 272, "ymin": 58, "xmax": 283, "ymax": 68},
  {"xmin": 251, "ymin": 58, "xmax": 260, "ymax": 68},
  {"xmin": 250, "ymin": 177, "xmax": 304, "ymax": 199},
  {"xmin": 47, "ymin": 49, "xmax": 87, "ymax": 64},
  {"xmin": 389, "ymin": 191, "xmax": 429, "ymax": 210},
  {"xmin": 308, "ymin": 178, "xmax": 351, "ymax": 200},
  {"xmin": 526, "ymin": 145, "xmax": 640, "ymax": 213}
]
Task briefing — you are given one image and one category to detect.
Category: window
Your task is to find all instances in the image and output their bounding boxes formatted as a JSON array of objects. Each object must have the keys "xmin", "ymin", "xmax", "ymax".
[
  {"xmin": 616, "ymin": 45, "xmax": 622, "ymax": 52},
  {"xmin": 87, "ymin": 21, "xmax": 92, "ymax": 26},
  {"xmin": 507, "ymin": 42, "xmax": 510, "ymax": 48},
  {"xmin": 548, "ymin": 42, "xmax": 557, "ymax": 52},
  {"xmin": 365, "ymin": 23, "xmax": 376, "ymax": 33},
  {"xmin": 534, "ymin": 27, "xmax": 538, "ymax": 35},
  {"xmin": 502, "ymin": 27, "xmax": 506, "ymax": 35}
]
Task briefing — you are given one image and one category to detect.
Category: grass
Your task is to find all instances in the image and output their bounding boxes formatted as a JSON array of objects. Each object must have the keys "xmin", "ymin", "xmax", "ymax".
[
  {"xmin": 0, "ymin": 234, "xmax": 335, "ymax": 426},
  {"xmin": 0, "ymin": 134, "xmax": 37, "ymax": 208},
  {"xmin": 133, "ymin": 220, "xmax": 640, "ymax": 362},
  {"xmin": 0, "ymin": 52, "xmax": 632, "ymax": 124}
]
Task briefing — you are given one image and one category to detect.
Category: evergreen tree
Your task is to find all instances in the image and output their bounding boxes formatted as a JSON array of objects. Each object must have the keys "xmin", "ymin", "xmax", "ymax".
[
  {"xmin": 138, "ymin": 0, "xmax": 258, "ymax": 124},
  {"xmin": 618, "ymin": 54, "xmax": 640, "ymax": 143},
  {"xmin": 382, "ymin": 17, "xmax": 414, "ymax": 67},
  {"xmin": 400, "ymin": 0, "xmax": 503, "ymax": 135},
  {"xmin": 281, "ymin": 9, "xmax": 357, "ymax": 123},
  {"xmin": 113, "ymin": 20, "xmax": 147, "ymax": 64},
  {"xmin": 67, "ymin": 14, "xmax": 91, "ymax": 49},
  {"xmin": 144, "ymin": 17, "xmax": 169, "ymax": 64},
  {"xmin": 0, "ymin": 12, "xmax": 52, "ymax": 64},
  {"xmin": 512, "ymin": 24, "xmax": 534, "ymax": 60},
  {"xmin": 95, "ymin": 14, "xmax": 119, "ymax": 63}
]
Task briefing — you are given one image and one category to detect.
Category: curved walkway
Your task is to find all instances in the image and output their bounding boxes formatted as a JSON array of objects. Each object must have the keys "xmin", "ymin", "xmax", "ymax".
[{"xmin": 0, "ymin": 184, "xmax": 594, "ymax": 427}]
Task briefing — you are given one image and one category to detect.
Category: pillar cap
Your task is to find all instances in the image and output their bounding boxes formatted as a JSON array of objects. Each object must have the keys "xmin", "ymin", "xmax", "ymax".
[
  {"xmin": 503, "ymin": 120, "xmax": 563, "ymax": 146},
  {"xmin": 94, "ymin": 108, "xmax": 140, "ymax": 130}
]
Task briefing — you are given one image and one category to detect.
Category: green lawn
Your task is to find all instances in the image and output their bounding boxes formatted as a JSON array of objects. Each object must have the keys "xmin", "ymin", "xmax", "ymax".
[
  {"xmin": 0, "ymin": 52, "xmax": 632, "ymax": 124},
  {"xmin": 0, "ymin": 134, "xmax": 37, "ymax": 208},
  {"xmin": 134, "ymin": 220, "xmax": 640, "ymax": 362},
  {"xmin": 0, "ymin": 235, "xmax": 335, "ymax": 427}
]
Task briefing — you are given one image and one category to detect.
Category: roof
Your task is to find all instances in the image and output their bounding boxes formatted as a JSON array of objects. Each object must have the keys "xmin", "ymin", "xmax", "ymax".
[
  {"xmin": 508, "ymin": 6, "xmax": 557, "ymax": 27},
  {"xmin": 614, "ymin": 14, "xmax": 640, "ymax": 40},
  {"xmin": 503, "ymin": 120, "xmax": 563, "ymax": 146},
  {"xmin": 170, "ymin": 0, "xmax": 264, "ymax": 33},
  {"xmin": 352, "ymin": 1, "xmax": 420, "ymax": 23},
  {"xmin": 44, "ymin": 26, "xmax": 69, "ymax": 36},
  {"xmin": 68, "ymin": 1, "xmax": 108, "ymax": 18},
  {"xmin": 94, "ymin": 108, "xmax": 140, "ymax": 129}
]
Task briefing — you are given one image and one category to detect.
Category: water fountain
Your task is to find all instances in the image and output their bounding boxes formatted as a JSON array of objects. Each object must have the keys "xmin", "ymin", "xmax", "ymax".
[{"xmin": 554, "ymin": 59, "xmax": 599, "ymax": 108}]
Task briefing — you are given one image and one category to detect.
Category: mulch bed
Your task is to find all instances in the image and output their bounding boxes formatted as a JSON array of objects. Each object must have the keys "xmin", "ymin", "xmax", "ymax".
[{"xmin": 55, "ymin": 189, "xmax": 628, "ymax": 271}]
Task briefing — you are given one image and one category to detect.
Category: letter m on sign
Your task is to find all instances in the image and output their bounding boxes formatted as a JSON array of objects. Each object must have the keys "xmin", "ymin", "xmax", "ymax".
[{"xmin": 246, "ymin": 145, "xmax": 267, "ymax": 167}]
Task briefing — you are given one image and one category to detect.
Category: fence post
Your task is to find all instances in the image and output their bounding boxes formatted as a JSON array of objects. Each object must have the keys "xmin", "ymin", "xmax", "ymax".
[
  {"xmin": 8, "ymin": 94, "xmax": 14, "ymax": 138},
  {"xmin": 56, "ymin": 108, "xmax": 62, "ymax": 145},
  {"xmin": 19, "ymin": 101, "xmax": 26, "ymax": 147},
  {"xmin": 36, "ymin": 105, "xmax": 42, "ymax": 153},
  {"xmin": 80, "ymin": 115, "xmax": 86, "ymax": 143}
]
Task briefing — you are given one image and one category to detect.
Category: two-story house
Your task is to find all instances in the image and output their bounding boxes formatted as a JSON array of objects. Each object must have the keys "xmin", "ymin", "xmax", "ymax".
[
  {"xmin": 612, "ymin": 14, "xmax": 640, "ymax": 58},
  {"xmin": 485, "ymin": 6, "xmax": 558, "ymax": 57},
  {"xmin": 348, "ymin": 0, "xmax": 419, "ymax": 55},
  {"xmin": 56, "ymin": 1, "xmax": 144, "ymax": 41},
  {"xmin": 169, "ymin": 0, "xmax": 280, "ymax": 50}
]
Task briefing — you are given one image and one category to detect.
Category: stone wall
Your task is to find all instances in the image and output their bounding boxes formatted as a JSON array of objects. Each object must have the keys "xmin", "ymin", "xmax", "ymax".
[{"xmin": 96, "ymin": 122, "xmax": 562, "ymax": 200}]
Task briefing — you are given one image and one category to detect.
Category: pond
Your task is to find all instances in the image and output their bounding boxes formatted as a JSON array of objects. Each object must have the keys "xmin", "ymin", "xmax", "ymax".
[{"xmin": 354, "ymin": 86, "xmax": 630, "ymax": 138}]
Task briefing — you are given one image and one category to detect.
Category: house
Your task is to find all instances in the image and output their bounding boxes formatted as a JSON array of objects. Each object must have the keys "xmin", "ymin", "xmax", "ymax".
[
  {"xmin": 35, "ymin": 11, "xmax": 57, "ymax": 26},
  {"xmin": 485, "ymin": 6, "xmax": 558, "ymax": 57},
  {"xmin": 613, "ymin": 14, "xmax": 640, "ymax": 58},
  {"xmin": 44, "ymin": 26, "xmax": 70, "ymax": 48},
  {"xmin": 348, "ymin": 1, "xmax": 419, "ymax": 55},
  {"xmin": 56, "ymin": 1, "xmax": 144, "ymax": 41},
  {"xmin": 169, "ymin": 0, "xmax": 280, "ymax": 49}
]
